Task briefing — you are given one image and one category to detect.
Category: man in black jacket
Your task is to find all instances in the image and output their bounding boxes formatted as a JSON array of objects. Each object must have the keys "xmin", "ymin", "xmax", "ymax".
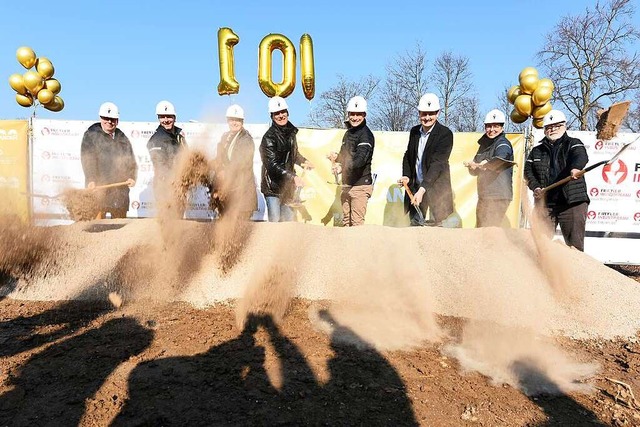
[
  {"xmin": 80, "ymin": 102, "xmax": 137, "ymax": 219},
  {"xmin": 399, "ymin": 93, "xmax": 454, "ymax": 226},
  {"xmin": 524, "ymin": 110, "xmax": 590, "ymax": 251},
  {"xmin": 259, "ymin": 96, "xmax": 310, "ymax": 222},
  {"xmin": 147, "ymin": 100, "xmax": 186, "ymax": 215},
  {"xmin": 328, "ymin": 96, "xmax": 375, "ymax": 226}
]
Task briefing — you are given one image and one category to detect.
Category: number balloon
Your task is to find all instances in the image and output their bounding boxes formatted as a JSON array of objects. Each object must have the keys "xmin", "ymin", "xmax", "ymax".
[
  {"xmin": 300, "ymin": 34, "xmax": 315, "ymax": 101},
  {"xmin": 258, "ymin": 33, "xmax": 296, "ymax": 98},
  {"xmin": 217, "ymin": 27, "xmax": 240, "ymax": 96}
]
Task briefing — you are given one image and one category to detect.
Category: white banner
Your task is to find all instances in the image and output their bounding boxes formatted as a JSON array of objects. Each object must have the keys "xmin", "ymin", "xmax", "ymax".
[{"xmin": 31, "ymin": 119, "xmax": 269, "ymax": 225}]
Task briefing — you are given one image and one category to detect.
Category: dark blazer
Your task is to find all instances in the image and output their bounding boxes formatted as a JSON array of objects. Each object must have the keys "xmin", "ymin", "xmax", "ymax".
[{"xmin": 402, "ymin": 121, "xmax": 454, "ymax": 223}]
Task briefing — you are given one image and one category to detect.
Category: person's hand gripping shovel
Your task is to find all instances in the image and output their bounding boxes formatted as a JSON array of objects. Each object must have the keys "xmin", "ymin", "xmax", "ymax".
[{"xmin": 399, "ymin": 179, "xmax": 426, "ymax": 226}]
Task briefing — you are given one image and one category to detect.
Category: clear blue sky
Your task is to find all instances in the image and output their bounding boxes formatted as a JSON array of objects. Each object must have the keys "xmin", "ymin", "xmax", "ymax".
[{"xmin": 1, "ymin": 0, "xmax": 637, "ymax": 126}]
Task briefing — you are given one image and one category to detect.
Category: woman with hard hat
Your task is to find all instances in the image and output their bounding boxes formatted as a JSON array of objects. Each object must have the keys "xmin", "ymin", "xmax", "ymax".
[
  {"xmin": 213, "ymin": 104, "xmax": 257, "ymax": 219},
  {"xmin": 464, "ymin": 109, "xmax": 514, "ymax": 227}
]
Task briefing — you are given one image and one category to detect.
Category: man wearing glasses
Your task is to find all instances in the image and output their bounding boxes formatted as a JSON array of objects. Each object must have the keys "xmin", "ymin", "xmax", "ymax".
[
  {"xmin": 80, "ymin": 102, "xmax": 137, "ymax": 219},
  {"xmin": 524, "ymin": 110, "xmax": 590, "ymax": 251}
]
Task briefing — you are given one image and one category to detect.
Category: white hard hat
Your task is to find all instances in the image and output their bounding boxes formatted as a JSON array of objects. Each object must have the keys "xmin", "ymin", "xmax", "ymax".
[
  {"xmin": 543, "ymin": 110, "xmax": 567, "ymax": 127},
  {"xmin": 98, "ymin": 102, "xmax": 119, "ymax": 119},
  {"xmin": 347, "ymin": 96, "xmax": 367, "ymax": 113},
  {"xmin": 156, "ymin": 100, "xmax": 176, "ymax": 116},
  {"xmin": 268, "ymin": 96, "xmax": 289, "ymax": 113},
  {"xmin": 418, "ymin": 93, "xmax": 440, "ymax": 112},
  {"xmin": 484, "ymin": 109, "xmax": 506, "ymax": 124},
  {"xmin": 226, "ymin": 104, "xmax": 245, "ymax": 120}
]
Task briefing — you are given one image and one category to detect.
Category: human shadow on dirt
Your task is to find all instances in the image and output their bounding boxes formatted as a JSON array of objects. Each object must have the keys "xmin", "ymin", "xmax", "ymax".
[
  {"xmin": 511, "ymin": 359, "xmax": 604, "ymax": 426},
  {"xmin": 318, "ymin": 310, "xmax": 419, "ymax": 426},
  {"xmin": 114, "ymin": 312, "xmax": 418, "ymax": 426},
  {"xmin": 0, "ymin": 316, "xmax": 153, "ymax": 426},
  {"xmin": 0, "ymin": 285, "xmax": 116, "ymax": 358},
  {"xmin": 0, "ymin": 271, "xmax": 17, "ymax": 301}
]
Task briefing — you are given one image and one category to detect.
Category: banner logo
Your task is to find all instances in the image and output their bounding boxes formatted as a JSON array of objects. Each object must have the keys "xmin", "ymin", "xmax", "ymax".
[{"xmin": 602, "ymin": 160, "xmax": 628, "ymax": 185}]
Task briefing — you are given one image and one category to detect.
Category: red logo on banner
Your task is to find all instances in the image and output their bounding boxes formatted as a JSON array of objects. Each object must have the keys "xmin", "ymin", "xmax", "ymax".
[
  {"xmin": 41, "ymin": 197, "xmax": 50, "ymax": 206},
  {"xmin": 131, "ymin": 130, "xmax": 140, "ymax": 138},
  {"xmin": 41, "ymin": 151, "xmax": 50, "ymax": 160},
  {"xmin": 587, "ymin": 211, "xmax": 597, "ymax": 220},
  {"xmin": 637, "ymin": 189, "xmax": 640, "ymax": 199},
  {"xmin": 589, "ymin": 188, "xmax": 599, "ymax": 197},
  {"xmin": 41, "ymin": 174, "xmax": 50, "ymax": 182},
  {"xmin": 131, "ymin": 201, "xmax": 140, "ymax": 209},
  {"xmin": 594, "ymin": 140, "xmax": 604, "ymax": 150},
  {"xmin": 602, "ymin": 160, "xmax": 628, "ymax": 184},
  {"xmin": 41, "ymin": 127, "xmax": 50, "ymax": 136},
  {"xmin": 634, "ymin": 212, "xmax": 640, "ymax": 222}
]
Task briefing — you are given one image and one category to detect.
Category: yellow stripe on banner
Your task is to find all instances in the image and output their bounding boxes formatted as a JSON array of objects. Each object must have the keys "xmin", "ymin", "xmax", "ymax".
[
  {"xmin": 0, "ymin": 120, "xmax": 30, "ymax": 223},
  {"xmin": 296, "ymin": 129, "xmax": 524, "ymax": 228}
]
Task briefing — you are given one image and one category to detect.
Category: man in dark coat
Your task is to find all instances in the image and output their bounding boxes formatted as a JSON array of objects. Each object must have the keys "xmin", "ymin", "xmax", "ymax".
[
  {"xmin": 329, "ymin": 96, "xmax": 375, "ymax": 226},
  {"xmin": 524, "ymin": 110, "xmax": 590, "ymax": 251},
  {"xmin": 399, "ymin": 93, "xmax": 454, "ymax": 226},
  {"xmin": 213, "ymin": 104, "xmax": 258, "ymax": 219},
  {"xmin": 80, "ymin": 102, "xmax": 137, "ymax": 219},
  {"xmin": 259, "ymin": 96, "xmax": 310, "ymax": 222},
  {"xmin": 146, "ymin": 100, "xmax": 186, "ymax": 215}
]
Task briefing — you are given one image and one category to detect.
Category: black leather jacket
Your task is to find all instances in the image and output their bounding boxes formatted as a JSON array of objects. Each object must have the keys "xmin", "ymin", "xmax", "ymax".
[{"xmin": 259, "ymin": 121, "xmax": 306, "ymax": 199}]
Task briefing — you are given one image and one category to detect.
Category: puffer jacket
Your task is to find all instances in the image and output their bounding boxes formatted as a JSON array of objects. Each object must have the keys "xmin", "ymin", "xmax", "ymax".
[
  {"xmin": 524, "ymin": 132, "xmax": 589, "ymax": 208},
  {"xmin": 471, "ymin": 133, "xmax": 513, "ymax": 200},
  {"xmin": 336, "ymin": 119, "xmax": 375, "ymax": 186},
  {"xmin": 259, "ymin": 121, "xmax": 307, "ymax": 200},
  {"xmin": 147, "ymin": 125, "xmax": 186, "ymax": 179},
  {"xmin": 80, "ymin": 123, "xmax": 138, "ymax": 210}
]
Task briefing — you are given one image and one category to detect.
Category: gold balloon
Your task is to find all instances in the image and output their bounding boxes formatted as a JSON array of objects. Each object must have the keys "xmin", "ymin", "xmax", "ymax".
[
  {"xmin": 23, "ymin": 70, "xmax": 44, "ymax": 95},
  {"xmin": 533, "ymin": 117, "xmax": 545, "ymax": 129},
  {"xmin": 16, "ymin": 46, "xmax": 37, "ymax": 69},
  {"xmin": 9, "ymin": 73, "xmax": 27, "ymax": 95},
  {"xmin": 532, "ymin": 102, "xmax": 552, "ymax": 119},
  {"xmin": 518, "ymin": 67, "xmax": 538, "ymax": 81},
  {"xmin": 217, "ymin": 27, "xmax": 240, "ymax": 96},
  {"xmin": 532, "ymin": 86, "xmax": 552, "ymax": 107},
  {"xmin": 507, "ymin": 85, "xmax": 521, "ymax": 104},
  {"xmin": 299, "ymin": 34, "xmax": 315, "ymax": 101},
  {"xmin": 44, "ymin": 78, "xmax": 61, "ymax": 94},
  {"xmin": 514, "ymin": 94, "xmax": 533, "ymax": 117},
  {"xmin": 258, "ymin": 33, "xmax": 296, "ymax": 98},
  {"xmin": 537, "ymin": 78, "xmax": 555, "ymax": 92},
  {"xmin": 44, "ymin": 96, "xmax": 64, "ymax": 112},
  {"xmin": 510, "ymin": 108, "xmax": 528, "ymax": 124},
  {"xmin": 36, "ymin": 57, "xmax": 55, "ymax": 79},
  {"xmin": 519, "ymin": 74, "xmax": 539, "ymax": 95},
  {"xmin": 37, "ymin": 88, "xmax": 55, "ymax": 105},
  {"xmin": 16, "ymin": 93, "xmax": 33, "ymax": 107}
]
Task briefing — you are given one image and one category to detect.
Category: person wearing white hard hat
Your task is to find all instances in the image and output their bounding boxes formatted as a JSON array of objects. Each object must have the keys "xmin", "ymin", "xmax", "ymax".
[
  {"xmin": 211, "ymin": 104, "xmax": 257, "ymax": 219},
  {"xmin": 259, "ymin": 96, "xmax": 311, "ymax": 222},
  {"xmin": 146, "ymin": 100, "xmax": 187, "ymax": 216},
  {"xmin": 464, "ymin": 109, "xmax": 514, "ymax": 227},
  {"xmin": 326, "ymin": 96, "xmax": 375, "ymax": 226},
  {"xmin": 524, "ymin": 110, "xmax": 590, "ymax": 251},
  {"xmin": 399, "ymin": 93, "xmax": 454, "ymax": 226},
  {"xmin": 80, "ymin": 102, "xmax": 137, "ymax": 219}
]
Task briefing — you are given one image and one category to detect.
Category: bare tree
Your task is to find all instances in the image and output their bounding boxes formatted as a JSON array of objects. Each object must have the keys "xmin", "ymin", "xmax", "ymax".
[
  {"xmin": 449, "ymin": 95, "xmax": 483, "ymax": 132},
  {"xmin": 536, "ymin": 0, "xmax": 640, "ymax": 130},
  {"xmin": 429, "ymin": 51, "xmax": 474, "ymax": 127},
  {"xmin": 370, "ymin": 43, "xmax": 428, "ymax": 131},
  {"xmin": 496, "ymin": 85, "xmax": 528, "ymax": 133},
  {"xmin": 306, "ymin": 74, "xmax": 379, "ymax": 129}
]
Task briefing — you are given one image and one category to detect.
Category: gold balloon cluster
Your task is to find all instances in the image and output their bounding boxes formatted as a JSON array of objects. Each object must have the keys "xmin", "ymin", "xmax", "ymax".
[
  {"xmin": 8, "ymin": 46, "xmax": 64, "ymax": 112},
  {"xmin": 507, "ymin": 67, "xmax": 554, "ymax": 129}
]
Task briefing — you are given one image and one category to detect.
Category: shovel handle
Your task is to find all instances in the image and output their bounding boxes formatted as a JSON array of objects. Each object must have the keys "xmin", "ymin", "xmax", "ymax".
[
  {"xmin": 91, "ymin": 181, "xmax": 131, "ymax": 190},
  {"xmin": 402, "ymin": 181, "xmax": 418, "ymax": 205}
]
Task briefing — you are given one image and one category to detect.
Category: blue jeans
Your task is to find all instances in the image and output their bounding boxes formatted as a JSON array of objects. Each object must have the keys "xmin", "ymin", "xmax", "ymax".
[{"xmin": 265, "ymin": 196, "xmax": 295, "ymax": 222}]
